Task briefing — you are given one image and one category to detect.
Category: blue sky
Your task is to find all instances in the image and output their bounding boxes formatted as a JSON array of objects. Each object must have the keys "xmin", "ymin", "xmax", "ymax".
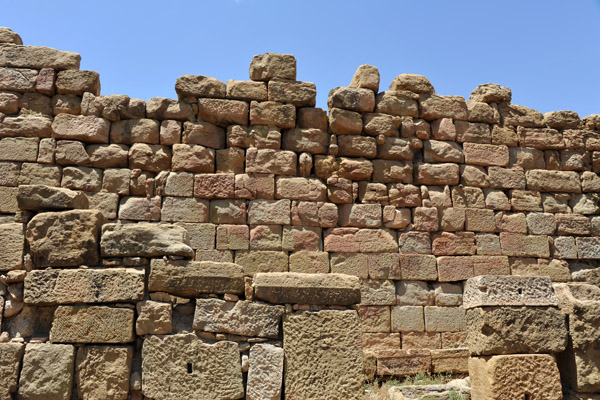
[{"xmin": 3, "ymin": 0, "xmax": 600, "ymax": 117}]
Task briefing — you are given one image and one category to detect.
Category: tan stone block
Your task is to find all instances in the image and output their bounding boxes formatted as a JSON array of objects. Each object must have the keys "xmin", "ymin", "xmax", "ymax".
[
  {"xmin": 55, "ymin": 140, "xmax": 90, "ymax": 166},
  {"xmin": 0, "ymin": 137, "xmax": 38, "ymax": 162},
  {"xmin": 527, "ymin": 169, "xmax": 581, "ymax": 193},
  {"xmin": 118, "ymin": 196, "xmax": 160, "ymax": 221},
  {"xmin": 464, "ymin": 208, "xmax": 496, "ymax": 232},
  {"xmin": 193, "ymin": 173, "xmax": 234, "ymax": 199},
  {"xmin": 488, "ymin": 166, "xmax": 526, "ymax": 189},
  {"xmin": 402, "ymin": 332, "xmax": 441, "ymax": 349},
  {"xmin": 175, "ymin": 75, "xmax": 226, "ymax": 99},
  {"xmin": 283, "ymin": 310, "xmax": 363, "ymax": 399},
  {"xmin": 249, "ymin": 225, "xmax": 282, "ymax": 250},
  {"xmin": 161, "ymin": 197, "xmax": 209, "ymax": 223},
  {"xmin": 350, "ymin": 64, "xmax": 380, "ymax": 92},
  {"xmin": 226, "ymin": 79, "xmax": 267, "ymax": 101},
  {"xmin": 462, "ymin": 143, "xmax": 509, "ymax": 166},
  {"xmin": 464, "ymin": 275, "xmax": 558, "ymax": 309},
  {"xmin": 391, "ymin": 305, "xmax": 425, "ymax": 332},
  {"xmin": 0, "ymin": 113, "xmax": 53, "ymax": 138},
  {"xmin": 432, "ymin": 232, "xmax": 476, "ymax": 255},
  {"xmin": 396, "ymin": 280, "xmax": 434, "ymax": 306},
  {"xmin": 86, "ymin": 143, "xmax": 128, "ymax": 168},
  {"xmin": 110, "ymin": 118, "xmax": 159, "ymax": 144},
  {"xmin": 171, "ymin": 143, "xmax": 215, "ymax": 172},
  {"xmin": 269, "ymin": 80, "xmax": 316, "ymax": 107},
  {"xmin": 375, "ymin": 90, "xmax": 419, "ymax": 118},
  {"xmin": 291, "ymin": 201, "xmax": 338, "ymax": 228},
  {"xmin": 360, "ymin": 305, "xmax": 391, "ymax": 332},
  {"xmin": 430, "ymin": 348, "xmax": 469, "ymax": 373},
  {"xmin": 216, "ymin": 224, "xmax": 249, "ymax": 250},
  {"xmin": 388, "ymin": 183, "xmax": 422, "ymax": 207},
  {"xmin": 423, "ymin": 140, "xmax": 463, "ymax": 163},
  {"xmin": 282, "ymin": 226, "xmax": 321, "ymax": 251},
  {"xmin": 235, "ymin": 250, "xmax": 288, "ymax": 275},
  {"xmin": 441, "ymin": 332, "xmax": 468, "ymax": 349},
  {"xmin": 383, "ymin": 206, "xmax": 411, "ymax": 229},
  {"xmin": 415, "ymin": 162, "xmax": 459, "ymax": 185},
  {"xmin": 288, "ymin": 251, "xmax": 329, "ymax": 273},
  {"xmin": 328, "ymin": 86, "xmax": 375, "ymax": 112},
  {"xmin": 324, "ymin": 227, "xmax": 397, "ymax": 253},
  {"xmin": 0, "ymin": 223, "xmax": 23, "ymax": 272},
  {"xmin": 500, "ymin": 232, "xmax": 550, "ymax": 257},
  {"xmin": 246, "ymin": 343, "xmax": 284, "ymax": 400},
  {"xmin": 337, "ymin": 135, "xmax": 377, "ymax": 158},
  {"xmin": 495, "ymin": 211, "xmax": 527, "ymax": 233},
  {"xmin": 226, "ymin": 124, "xmax": 279, "ymax": 149},
  {"xmin": 338, "ymin": 203, "xmax": 381, "ymax": 228},
  {"xmin": 52, "ymin": 114, "xmax": 109, "ymax": 143},
  {"xmin": 50, "ymin": 305, "xmax": 134, "ymax": 343},
  {"xmin": 393, "ymin": 254, "xmax": 437, "ymax": 281},
  {"xmin": 556, "ymin": 213, "xmax": 591, "ymax": 235},
  {"xmin": 455, "ymin": 121, "xmax": 492, "ymax": 143},
  {"xmin": 246, "ymin": 147, "xmax": 297, "ymax": 175},
  {"xmin": 128, "ymin": 143, "xmax": 171, "ymax": 172},
  {"xmin": 197, "ymin": 98, "xmax": 248, "ymax": 126},
  {"xmin": 328, "ymin": 107, "xmax": 362, "ymax": 134},
  {"xmin": 61, "ymin": 166, "xmax": 102, "ymax": 192},
  {"xmin": 362, "ymin": 332, "xmax": 401, "ymax": 353},
  {"xmin": 234, "ymin": 173, "xmax": 274, "ymax": 200},
  {"xmin": 361, "ymin": 279, "xmax": 396, "ymax": 306},
  {"xmin": 275, "ymin": 177, "xmax": 326, "ymax": 202},
  {"xmin": 424, "ymin": 306, "xmax": 466, "ymax": 332},
  {"xmin": 363, "ymin": 113, "xmax": 399, "ymax": 136},
  {"xmin": 0, "ymin": 342, "xmax": 24, "ymax": 399},
  {"xmin": 376, "ymin": 349, "xmax": 432, "ymax": 376},
  {"xmin": 18, "ymin": 343, "xmax": 74, "ymax": 400},
  {"xmin": 216, "ymin": 147, "xmax": 245, "ymax": 174},
  {"xmin": 148, "ymin": 259, "xmax": 244, "ymax": 295},
  {"xmin": 436, "ymin": 256, "xmax": 474, "ymax": 282},
  {"xmin": 297, "ymin": 107, "xmax": 327, "ymax": 130},
  {"xmin": 249, "ymin": 101, "xmax": 295, "ymax": 128},
  {"xmin": 75, "ymin": 345, "xmax": 133, "ymax": 400},
  {"xmin": 159, "ymin": 119, "xmax": 181, "ymax": 145},
  {"xmin": 420, "ymin": 94, "xmax": 468, "ymax": 120}
]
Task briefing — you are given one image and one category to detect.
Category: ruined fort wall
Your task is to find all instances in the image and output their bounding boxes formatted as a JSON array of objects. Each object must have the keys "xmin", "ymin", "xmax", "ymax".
[{"xmin": 1, "ymin": 26, "xmax": 600, "ymax": 399}]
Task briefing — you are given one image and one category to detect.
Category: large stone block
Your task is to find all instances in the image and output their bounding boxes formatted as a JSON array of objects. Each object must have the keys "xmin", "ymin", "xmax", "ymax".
[
  {"xmin": 246, "ymin": 148, "xmax": 297, "ymax": 175},
  {"xmin": 75, "ymin": 345, "xmax": 132, "ymax": 400},
  {"xmin": 193, "ymin": 299, "xmax": 284, "ymax": 338},
  {"xmin": 52, "ymin": 114, "xmax": 110, "ymax": 143},
  {"xmin": 50, "ymin": 305, "xmax": 135, "ymax": 343},
  {"xmin": 18, "ymin": 343, "xmax": 75, "ymax": 400},
  {"xmin": 0, "ymin": 222, "xmax": 23, "ymax": 272},
  {"xmin": 246, "ymin": 343, "xmax": 284, "ymax": 400},
  {"xmin": 469, "ymin": 354, "xmax": 562, "ymax": 400},
  {"xmin": 0, "ymin": 114, "xmax": 52, "ymax": 138},
  {"xmin": 283, "ymin": 310, "xmax": 363, "ymax": 400},
  {"xmin": 100, "ymin": 223, "xmax": 193, "ymax": 258},
  {"xmin": 26, "ymin": 209, "xmax": 103, "ymax": 268},
  {"xmin": 375, "ymin": 349, "xmax": 432, "ymax": 376},
  {"xmin": 175, "ymin": 75, "xmax": 226, "ymax": 99},
  {"xmin": 17, "ymin": 184, "xmax": 88, "ymax": 210},
  {"xmin": 142, "ymin": 333, "xmax": 244, "ymax": 400},
  {"xmin": 555, "ymin": 283, "xmax": 600, "ymax": 393},
  {"xmin": 463, "ymin": 275, "xmax": 559, "ymax": 309},
  {"xmin": 253, "ymin": 272, "xmax": 360, "ymax": 305},
  {"xmin": 56, "ymin": 70, "xmax": 100, "ymax": 96},
  {"xmin": 466, "ymin": 306, "xmax": 567, "ymax": 355},
  {"xmin": 250, "ymin": 52, "xmax": 296, "ymax": 81},
  {"xmin": 148, "ymin": 259, "xmax": 244, "ymax": 296},
  {"xmin": 0, "ymin": 342, "xmax": 24, "ymax": 399},
  {"xmin": 24, "ymin": 268, "xmax": 145, "ymax": 305}
]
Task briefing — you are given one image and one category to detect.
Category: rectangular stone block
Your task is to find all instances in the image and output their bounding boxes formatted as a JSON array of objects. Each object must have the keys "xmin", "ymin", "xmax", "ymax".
[
  {"xmin": 50, "ymin": 305, "xmax": 134, "ymax": 343},
  {"xmin": 431, "ymin": 348, "xmax": 469, "ymax": 373},
  {"xmin": 0, "ymin": 137, "xmax": 38, "ymax": 161},
  {"xmin": 100, "ymin": 223, "xmax": 194, "ymax": 258},
  {"xmin": 394, "ymin": 254, "xmax": 438, "ymax": 281},
  {"xmin": 148, "ymin": 259, "xmax": 244, "ymax": 296},
  {"xmin": 424, "ymin": 306, "xmax": 466, "ymax": 332},
  {"xmin": 376, "ymin": 349, "xmax": 432, "ymax": 376},
  {"xmin": 247, "ymin": 343, "xmax": 284, "ymax": 400},
  {"xmin": 275, "ymin": 177, "xmax": 327, "ymax": 201},
  {"xmin": 235, "ymin": 250, "xmax": 288, "ymax": 274},
  {"xmin": 391, "ymin": 306, "xmax": 425, "ymax": 332},
  {"xmin": 193, "ymin": 299, "xmax": 284, "ymax": 338},
  {"xmin": 463, "ymin": 143, "xmax": 509, "ymax": 166},
  {"xmin": 142, "ymin": 334, "xmax": 244, "ymax": 400},
  {"xmin": 577, "ymin": 237, "xmax": 600, "ymax": 259},
  {"xmin": 283, "ymin": 310, "xmax": 363, "ymax": 400},
  {"xmin": 249, "ymin": 101, "xmax": 295, "ymax": 128},
  {"xmin": 248, "ymin": 199, "xmax": 290, "ymax": 225},
  {"xmin": 0, "ymin": 114, "xmax": 53, "ymax": 138},
  {"xmin": 469, "ymin": 354, "xmax": 562, "ymax": 400},
  {"xmin": 463, "ymin": 275, "xmax": 558, "ymax": 309},
  {"xmin": 526, "ymin": 169, "xmax": 581, "ymax": 193},
  {"xmin": 246, "ymin": 148, "xmax": 297, "ymax": 175},
  {"xmin": 171, "ymin": 143, "xmax": 215, "ymax": 172},
  {"xmin": 324, "ymin": 227, "xmax": 398, "ymax": 253},
  {"xmin": 360, "ymin": 305, "xmax": 390, "ymax": 333},
  {"xmin": 0, "ymin": 45, "xmax": 80, "ymax": 69},
  {"xmin": 466, "ymin": 306, "xmax": 567, "ymax": 356},
  {"xmin": 18, "ymin": 343, "xmax": 74, "ymax": 400},
  {"xmin": 0, "ymin": 342, "xmax": 24, "ymax": 399},
  {"xmin": 500, "ymin": 232, "xmax": 550, "ymax": 257},
  {"xmin": 253, "ymin": 272, "xmax": 360, "ymax": 305},
  {"xmin": 0, "ymin": 222, "xmax": 23, "ymax": 272},
  {"xmin": 198, "ymin": 98, "xmax": 248, "ymax": 126},
  {"xmin": 24, "ymin": 268, "xmax": 145, "ymax": 305},
  {"xmin": 52, "ymin": 114, "xmax": 110, "ymax": 143},
  {"xmin": 75, "ymin": 345, "xmax": 132, "ymax": 400}
]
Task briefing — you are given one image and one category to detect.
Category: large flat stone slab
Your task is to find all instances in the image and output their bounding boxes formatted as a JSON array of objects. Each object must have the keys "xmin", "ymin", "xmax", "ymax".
[
  {"xmin": 555, "ymin": 283, "xmax": 600, "ymax": 393},
  {"xmin": 18, "ymin": 343, "xmax": 75, "ymax": 400},
  {"xmin": 376, "ymin": 349, "xmax": 432, "ymax": 376},
  {"xmin": 50, "ymin": 305, "xmax": 135, "ymax": 343},
  {"xmin": 469, "ymin": 354, "xmax": 562, "ymax": 400},
  {"xmin": 246, "ymin": 343, "xmax": 284, "ymax": 400},
  {"xmin": 24, "ymin": 268, "xmax": 145, "ymax": 305},
  {"xmin": 463, "ymin": 275, "xmax": 559, "ymax": 309},
  {"xmin": 253, "ymin": 272, "xmax": 361, "ymax": 305},
  {"xmin": 466, "ymin": 306, "xmax": 567, "ymax": 355},
  {"xmin": 0, "ymin": 342, "xmax": 24, "ymax": 399},
  {"xmin": 26, "ymin": 209, "xmax": 103, "ymax": 268},
  {"xmin": 142, "ymin": 333, "xmax": 244, "ymax": 400},
  {"xmin": 17, "ymin": 185, "xmax": 88, "ymax": 210},
  {"xmin": 0, "ymin": 44, "xmax": 80, "ymax": 69},
  {"xmin": 100, "ymin": 223, "xmax": 193, "ymax": 258},
  {"xmin": 148, "ymin": 259, "xmax": 244, "ymax": 296},
  {"xmin": 193, "ymin": 299, "xmax": 284, "ymax": 338},
  {"xmin": 0, "ymin": 222, "xmax": 24, "ymax": 272},
  {"xmin": 75, "ymin": 345, "xmax": 133, "ymax": 400},
  {"xmin": 283, "ymin": 310, "xmax": 363, "ymax": 400}
]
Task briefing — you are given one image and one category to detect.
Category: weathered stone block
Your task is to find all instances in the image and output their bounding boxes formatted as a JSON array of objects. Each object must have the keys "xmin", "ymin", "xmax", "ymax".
[
  {"xmin": 52, "ymin": 114, "xmax": 110, "ymax": 143},
  {"xmin": 18, "ymin": 343, "xmax": 75, "ymax": 400},
  {"xmin": 161, "ymin": 197, "xmax": 209, "ymax": 223},
  {"xmin": 26, "ymin": 209, "xmax": 102, "ymax": 268},
  {"xmin": 100, "ymin": 223, "xmax": 193, "ymax": 258},
  {"xmin": 247, "ymin": 343, "xmax": 284, "ymax": 400},
  {"xmin": 246, "ymin": 147, "xmax": 297, "ymax": 175},
  {"xmin": 0, "ymin": 342, "xmax": 24, "ymax": 399},
  {"xmin": 253, "ymin": 272, "xmax": 360, "ymax": 305},
  {"xmin": 526, "ymin": 169, "xmax": 581, "ymax": 193},
  {"xmin": 24, "ymin": 268, "xmax": 145, "ymax": 305},
  {"xmin": 469, "ymin": 354, "xmax": 562, "ymax": 400},
  {"xmin": 175, "ymin": 75, "xmax": 226, "ymax": 99},
  {"xmin": 376, "ymin": 349, "xmax": 432, "ymax": 376},
  {"xmin": 269, "ymin": 80, "xmax": 316, "ymax": 107},
  {"xmin": 248, "ymin": 199, "xmax": 290, "ymax": 225},
  {"xmin": 193, "ymin": 299, "xmax": 284, "ymax": 338},
  {"xmin": 431, "ymin": 348, "xmax": 469, "ymax": 373},
  {"xmin": 463, "ymin": 275, "xmax": 558, "ymax": 309},
  {"xmin": 0, "ymin": 222, "xmax": 23, "ymax": 272},
  {"xmin": 424, "ymin": 306, "xmax": 466, "ymax": 333},
  {"xmin": 171, "ymin": 143, "xmax": 214, "ymax": 172},
  {"xmin": 391, "ymin": 305, "xmax": 425, "ymax": 332},
  {"xmin": 466, "ymin": 306, "xmax": 567, "ymax": 355},
  {"xmin": 75, "ymin": 345, "xmax": 132, "ymax": 400},
  {"xmin": 50, "ymin": 305, "xmax": 135, "ymax": 343},
  {"xmin": 142, "ymin": 334, "xmax": 244, "ymax": 400},
  {"xmin": 283, "ymin": 310, "xmax": 363, "ymax": 400},
  {"xmin": 148, "ymin": 259, "xmax": 244, "ymax": 295},
  {"xmin": 136, "ymin": 300, "xmax": 172, "ymax": 336},
  {"xmin": 250, "ymin": 101, "xmax": 295, "ymax": 129},
  {"xmin": 500, "ymin": 232, "xmax": 550, "ymax": 257},
  {"xmin": 118, "ymin": 196, "xmax": 161, "ymax": 221},
  {"xmin": 415, "ymin": 163, "xmax": 459, "ymax": 185}
]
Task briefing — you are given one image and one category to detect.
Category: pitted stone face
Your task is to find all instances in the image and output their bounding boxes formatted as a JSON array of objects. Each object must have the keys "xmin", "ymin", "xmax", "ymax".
[{"xmin": 463, "ymin": 275, "xmax": 559, "ymax": 309}]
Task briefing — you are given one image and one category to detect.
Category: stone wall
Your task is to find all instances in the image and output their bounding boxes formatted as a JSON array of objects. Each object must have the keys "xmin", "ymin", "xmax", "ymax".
[{"xmin": 1, "ymin": 25, "xmax": 600, "ymax": 399}]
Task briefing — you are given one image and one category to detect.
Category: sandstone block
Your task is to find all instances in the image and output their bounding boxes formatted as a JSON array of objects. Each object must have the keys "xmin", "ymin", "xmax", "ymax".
[
  {"xmin": 0, "ymin": 136, "xmax": 38, "ymax": 162},
  {"xmin": 420, "ymin": 94, "xmax": 468, "ymax": 120},
  {"xmin": 193, "ymin": 299, "xmax": 284, "ymax": 338},
  {"xmin": 110, "ymin": 118, "xmax": 159, "ymax": 144},
  {"xmin": 526, "ymin": 169, "xmax": 581, "ymax": 193},
  {"xmin": 118, "ymin": 196, "xmax": 161, "ymax": 221},
  {"xmin": 432, "ymin": 232, "xmax": 476, "ymax": 256},
  {"xmin": 470, "ymin": 83, "xmax": 511, "ymax": 103},
  {"xmin": 250, "ymin": 225, "xmax": 282, "ymax": 250},
  {"xmin": 500, "ymin": 232, "xmax": 550, "ymax": 257},
  {"xmin": 282, "ymin": 127, "xmax": 328, "ymax": 154},
  {"xmin": 52, "ymin": 114, "xmax": 110, "ymax": 143},
  {"xmin": 18, "ymin": 343, "xmax": 74, "ymax": 400},
  {"xmin": 268, "ymin": 80, "xmax": 316, "ymax": 106},
  {"xmin": 100, "ymin": 223, "xmax": 193, "ymax": 258},
  {"xmin": 415, "ymin": 163, "xmax": 459, "ymax": 185},
  {"xmin": 423, "ymin": 140, "xmax": 463, "ymax": 163},
  {"xmin": 372, "ymin": 159, "xmax": 412, "ymax": 183},
  {"xmin": 577, "ymin": 237, "xmax": 600, "ymax": 259},
  {"xmin": 324, "ymin": 227, "xmax": 397, "ymax": 253},
  {"xmin": 128, "ymin": 143, "xmax": 171, "ymax": 172},
  {"xmin": 56, "ymin": 70, "xmax": 99, "ymax": 95},
  {"xmin": 149, "ymin": 259, "xmax": 244, "ymax": 295},
  {"xmin": 283, "ymin": 310, "xmax": 363, "ymax": 400},
  {"xmin": 147, "ymin": 97, "xmax": 193, "ymax": 120},
  {"xmin": 463, "ymin": 143, "xmax": 509, "ymax": 166},
  {"xmin": 75, "ymin": 345, "xmax": 132, "ymax": 400},
  {"xmin": 488, "ymin": 166, "xmax": 526, "ymax": 189},
  {"xmin": 466, "ymin": 306, "xmax": 567, "ymax": 355},
  {"xmin": 246, "ymin": 148, "xmax": 297, "ymax": 175},
  {"xmin": 247, "ymin": 343, "xmax": 284, "ymax": 400},
  {"xmin": 275, "ymin": 177, "xmax": 326, "ymax": 201},
  {"xmin": 235, "ymin": 250, "xmax": 288, "ymax": 275},
  {"xmin": 375, "ymin": 90, "xmax": 419, "ymax": 118},
  {"xmin": 391, "ymin": 305, "xmax": 425, "ymax": 332},
  {"xmin": 424, "ymin": 306, "xmax": 466, "ymax": 332},
  {"xmin": 227, "ymin": 124, "xmax": 279, "ymax": 149},
  {"xmin": 498, "ymin": 103, "xmax": 545, "ymax": 127},
  {"xmin": 390, "ymin": 73, "xmax": 434, "ymax": 94},
  {"xmin": 337, "ymin": 135, "xmax": 377, "ymax": 158},
  {"xmin": 248, "ymin": 199, "xmax": 290, "ymax": 225},
  {"xmin": 135, "ymin": 300, "xmax": 172, "ymax": 336},
  {"xmin": 376, "ymin": 349, "xmax": 432, "ymax": 376},
  {"xmin": 0, "ymin": 67, "xmax": 37, "ymax": 93},
  {"xmin": 469, "ymin": 354, "xmax": 562, "ymax": 400},
  {"xmin": 249, "ymin": 101, "xmax": 295, "ymax": 129},
  {"xmin": 175, "ymin": 75, "xmax": 226, "ymax": 99},
  {"xmin": 253, "ymin": 272, "xmax": 360, "ymax": 305},
  {"xmin": 328, "ymin": 107, "xmax": 363, "ymax": 134},
  {"xmin": 350, "ymin": 64, "xmax": 380, "ymax": 92},
  {"xmin": 0, "ymin": 114, "xmax": 53, "ymax": 138},
  {"xmin": 172, "ymin": 143, "xmax": 214, "ymax": 172},
  {"xmin": 142, "ymin": 334, "xmax": 244, "ymax": 400},
  {"xmin": 338, "ymin": 203, "xmax": 382, "ymax": 228},
  {"xmin": 328, "ymin": 86, "xmax": 375, "ymax": 112},
  {"xmin": 87, "ymin": 144, "xmax": 128, "ymax": 168},
  {"xmin": 196, "ymin": 98, "xmax": 247, "ymax": 126},
  {"xmin": 216, "ymin": 224, "xmax": 249, "ymax": 250},
  {"xmin": 26, "ymin": 209, "xmax": 102, "ymax": 268},
  {"xmin": 431, "ymin": 348, "xmax": 469, "ymax": 373},
  {"xmin": 0, "ymin": 342, "xmax": 24, "ymax": 399},
  {"xmin": 517, "ymin": 126, "xmax": 564, "ymax": 149},
  {"xmin": 0, "ymin": 43, "xmax": 80, "ymax": 69},
  {"xmin": 24, "ymin": 268, "xmax": 145, "ymax": 305},
  {"xmin": 463, "ymin": 275, "xmax": 558, "ymax": 309},
  {"xmin": 250, "ymin": 53, "xmax": 296, "ymax": 81},
  {"xmin": 288, "ymin": 251, "xmax": 329, "ymax": 273},
  {"xmin": 50, "ymin": 305, "xmax": 135, "ymax": 343},
  {"xmin": 227, "ymin": 79, "xmax": 268, "ymax": 101},
  {"xmin": 0, "ymin": 222, "xmax": 23, "ymax": 272}
]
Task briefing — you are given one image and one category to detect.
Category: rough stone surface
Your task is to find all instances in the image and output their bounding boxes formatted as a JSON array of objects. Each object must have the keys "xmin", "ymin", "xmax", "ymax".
[
  {"xmin": 466, "ymin": 306, "xmax": 567, "ymax": 356},
  {"xmin": 253, "ymin": 272, "xmax": 360, "ymax": 305},
  {"xmin": 26, "ymin": 209, "xmax": 103, "ymax": 268},
  {"xmin": 100, "ymin": 223, "xmax": 193, "ymax": 258},
  {"xmin": 50, "ymin": 305, "xmax": 135, "ymax": 343},
  {"xmin": 18, "ymin": 343, "xmax": 75, "ymax": 400},
  {"xmin": 0, "ymin": 222, "xmax": 24, "ymax": 272},
  {"xmin": 75, "ymin": 345, "xmax": 132, "ymax": 400},
  {"xmin": 142, "ymin": 333, "xmax": 244, "ymax": 400},
  {"xmin": 469, "ymin": 354, "xmax": 562, "ymax": 400},
  {"xmin": 246, "ymin": 343, "xmax": 284, "ymax": 400},
  {"xmin": 463, "ymin": 275, "xmax": 559, "ymax": 309},
  {"xmin": 0, "ymin": 342, "xmax": 24, "ymax": 399},
  {"xmin": 283, "ymin": 310, "xmax": 363, "ymax": 400},
  {"xmin": 0, "ymin": 44, "xmax": 80, "ymax": 69},
  {"xmin": 193, "ymin": 299, "xmax": 284, "ymax": 338}
]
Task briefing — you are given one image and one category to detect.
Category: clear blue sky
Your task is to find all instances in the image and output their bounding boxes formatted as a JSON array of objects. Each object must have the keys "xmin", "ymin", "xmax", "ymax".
[{"xmin": 3, "ymin": 0, "xmax": 600, "ymax": 117}]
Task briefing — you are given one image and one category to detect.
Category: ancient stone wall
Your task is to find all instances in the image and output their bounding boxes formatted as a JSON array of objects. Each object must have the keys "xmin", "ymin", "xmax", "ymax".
[{"xmin": 1, "ymin": 25, "xmax": 600, "ymax": 399}]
